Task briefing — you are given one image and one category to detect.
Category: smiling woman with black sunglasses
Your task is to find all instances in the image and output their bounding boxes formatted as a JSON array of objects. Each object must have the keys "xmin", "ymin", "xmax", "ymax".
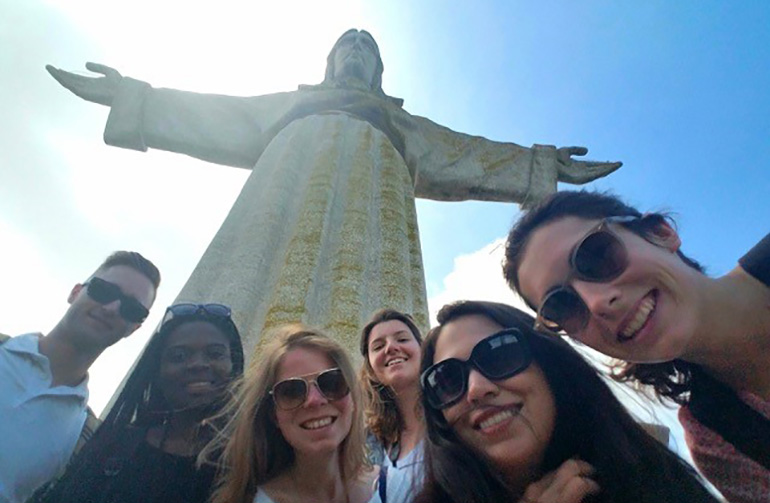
[
  {"xmin": 200, "ymin": 324, "xmax": 376, "ymax": 503},
  {"xmin": 30, "ymin": 303, "xmax": 245, "ymax": 503},
  {"xmin": 504, "ymin": 190, "xmax": 770, "ymax": 502},
  {"xmin": 415, "ymin": 300, "xmax": 719, "ymax": 503}
]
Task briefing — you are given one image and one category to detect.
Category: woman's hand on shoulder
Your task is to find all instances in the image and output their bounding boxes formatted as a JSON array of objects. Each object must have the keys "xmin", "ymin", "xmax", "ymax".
[{"xmin": 520, "ymin": 459, "xmax": 600, "ymax": 503}]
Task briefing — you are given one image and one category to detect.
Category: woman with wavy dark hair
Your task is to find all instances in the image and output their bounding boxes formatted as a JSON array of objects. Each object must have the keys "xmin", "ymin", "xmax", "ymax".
[
  {"xmin": 503, "ymin": 190, "xmax": 770, "ymax": 502},
  {"xmin": 415, "ymin": 300, "xmax": 719, "ymax": 503},
  {"xmin": 32, "ymin": 303, "xmax": 245, "ymax": 503},
  {"xmin": 359, "ymin": 309, "xmax": 424, "ymax": 502}
]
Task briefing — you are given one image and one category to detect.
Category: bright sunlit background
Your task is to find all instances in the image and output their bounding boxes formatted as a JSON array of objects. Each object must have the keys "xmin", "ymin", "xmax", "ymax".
[{"xmin": 2, "ymin": 1, "xmax": 769, "ymax": 491}]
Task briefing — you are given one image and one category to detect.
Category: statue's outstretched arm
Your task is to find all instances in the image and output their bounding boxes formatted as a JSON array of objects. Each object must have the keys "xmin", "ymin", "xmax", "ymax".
[
  {"xmin": 556, "ymin": 146, "xmax": 622, "ymax": 184},
  {"xmin": 402, "ymin": 112, "xmax": 622, "ymax": 206},
  {"xmin": 46, "ymin": 62, "xmax": 122, "ymax": 107}
]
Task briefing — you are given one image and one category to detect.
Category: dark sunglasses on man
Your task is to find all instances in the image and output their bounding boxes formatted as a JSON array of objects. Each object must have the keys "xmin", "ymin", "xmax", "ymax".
[
  {"xmin": 83, "ymin": 277, "xmax": 150, "ymax": 323},
  {"xmin": 270, "ymin": 368, "xmax": 350, "ymax": 410},
  {"xmin": 421, "ymin": 328, "xmax": 533, "ymax": 410},
  {"xmin": 534, "ymin": 215, "xmax": 640, "ymax": 335}
]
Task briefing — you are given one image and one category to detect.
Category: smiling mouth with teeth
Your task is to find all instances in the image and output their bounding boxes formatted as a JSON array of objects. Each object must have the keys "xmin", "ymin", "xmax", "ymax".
[
  {"xmin": 302, "ymin": 416, "xmax": 335, "ymax": 430},
  {"xmin": 385, "ymin": 357, "xmax": 406, "ymax": 367},
  {"xmin": 618, "ymin": 293, "xmax": 657, "ymax": 342},
  {"xmin": 475, "ymin": 406, "xmax": 522, "ymax": 431}
]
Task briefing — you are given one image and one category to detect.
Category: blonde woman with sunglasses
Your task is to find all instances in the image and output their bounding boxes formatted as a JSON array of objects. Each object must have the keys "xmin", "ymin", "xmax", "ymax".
[
  {"xmin": 503, "ymin": 190, "xmax": 770, "ymax": 503},
  {"xmin": 202, "ymin": 325, "xmax": 376, "ymax": 503}
]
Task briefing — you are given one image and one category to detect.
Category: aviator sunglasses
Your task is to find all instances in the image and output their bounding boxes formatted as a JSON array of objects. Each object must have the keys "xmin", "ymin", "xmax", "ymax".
[
  {"xmin": 83, "ymin": 277, "xmax": 149, "ymax": 323},
  {"xmin": 534, "ymin": 215, "xmax": 639, "ymax": 335},
  {"xmin": 161, "ymin": 303, "xmax": 232, "ymax": 325},
  {"xmin": 421, "ymin": 328, "xmax": 532, "ymax": 410},
  {"xmin": 270, "ymin": 368, "xmax": 350, "ymax": 410}
]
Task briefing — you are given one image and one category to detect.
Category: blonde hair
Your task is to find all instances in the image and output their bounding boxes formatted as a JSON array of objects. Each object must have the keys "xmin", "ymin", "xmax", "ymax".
[{"xmin": 201, "ymin": 324, "xmax": 367, "ymax": 503}]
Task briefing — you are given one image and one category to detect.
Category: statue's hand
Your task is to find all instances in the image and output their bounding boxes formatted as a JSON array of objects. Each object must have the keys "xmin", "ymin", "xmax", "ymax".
[
  {"xmin": 45, "ymin": 62, "xmax": 122, "ymax": 107},
  {"xmin": 556, "ymin": 146, "xmax": 622, "ymax": 184}
]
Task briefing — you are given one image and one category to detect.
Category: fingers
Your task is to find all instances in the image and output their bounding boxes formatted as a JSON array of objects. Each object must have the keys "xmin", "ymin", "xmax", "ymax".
[
  {"xmin": 45, "ymin": 62, "xmax": 118, "ymax": 106},
  {"xmin": 557, "ymin": 159, "xmax": 623, "ymax": 184},
  {"xmin": 569, "ymin": 146, "xmax": 588, "ymax": 156},
  {"xmin": 522, "ymin": 459, "xmax": 600, "ymax": 503},
  {"xmin": 555, "ymin": 145, "xmax": 588, "ymax": 165},
  {"xmin": 45, "ymin": 65, "xmax": 81, "ymax": 91},
  {"xmin": 85, "ymin": 62, "xmax": 120, "ymax": 78}
]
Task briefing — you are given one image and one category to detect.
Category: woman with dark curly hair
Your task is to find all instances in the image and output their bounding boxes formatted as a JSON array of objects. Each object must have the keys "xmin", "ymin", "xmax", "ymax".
[
  {"xmin": 503, "ymin": 190, "xmax": 770, "ymax": 502},
  {"xmin": 359, "ymin": 309, "xmax": 425, "ymax": 502},
  {"xmin": 32, "ymin": 303, "xmax": 244, "ymax": 503},
  {"xmin": 415, "ymin": 300, "xmax": 719, "ymax": 503}
]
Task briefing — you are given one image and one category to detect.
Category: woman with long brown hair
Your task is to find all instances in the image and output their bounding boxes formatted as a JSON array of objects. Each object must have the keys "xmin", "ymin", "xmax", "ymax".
[{"xmin": 359, "ymin": 309, "xmax": 425, "ymax": 502}]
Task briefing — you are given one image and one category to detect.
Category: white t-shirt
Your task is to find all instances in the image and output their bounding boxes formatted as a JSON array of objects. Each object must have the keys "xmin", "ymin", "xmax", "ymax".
[{"xmin": 368, "ymin": 442, "xmax": 425, "ymax": 503}]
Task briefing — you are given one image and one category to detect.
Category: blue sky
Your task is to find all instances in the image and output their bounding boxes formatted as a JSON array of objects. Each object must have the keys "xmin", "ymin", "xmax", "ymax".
[{"xmin": 1, "ymin": 0, "xmax": 768, "ymax": 480}]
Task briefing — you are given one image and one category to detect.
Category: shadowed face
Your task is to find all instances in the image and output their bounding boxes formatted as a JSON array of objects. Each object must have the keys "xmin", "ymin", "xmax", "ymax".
[
  {"xmin": 332, "ymin": 31, "xmax": 379, "ymax": 86},
  {"xmin": 156, "ymin": 320, "xmax": 233, "ymax": 410}
]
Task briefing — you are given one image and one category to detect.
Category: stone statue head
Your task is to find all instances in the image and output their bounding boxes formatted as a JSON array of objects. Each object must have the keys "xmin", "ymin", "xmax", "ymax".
[
  {"xmin": 307, "ymin": 29, "xmax": 402, "ymax": 107},
  {"xmin": 325, "ymin": 29, "xmax": 384, "ymax": 90}
]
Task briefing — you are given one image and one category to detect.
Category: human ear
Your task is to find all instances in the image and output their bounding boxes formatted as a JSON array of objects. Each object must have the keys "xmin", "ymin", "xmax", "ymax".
[
  {"xmin": 648, "ymin": 220, "xmax": 681, "ymax": 252},
  {"xmin": 67, "ymin": 283, "xmax": 84, "ymax": 304}
]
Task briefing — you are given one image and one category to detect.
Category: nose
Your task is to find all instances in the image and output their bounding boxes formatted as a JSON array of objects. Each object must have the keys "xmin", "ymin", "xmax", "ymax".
[
  {"xmin": 572, "ymin": 280, "xmax": 622, "ymax": 319},
  {"xmin": 465, "ymin": 368, "xmax": 498, "ymax": 403},
  {"xmin": 185, "ymin": 351, "xmax": 210, "ymax": 370},
  {"xmin": 303, "ymin": 381, "xmax": 328, "ymax": 407},
  {"xmin": 384, "ymin": 339, "xmax": 398, "ymax": 354},
  {"xmin": 101, "ymin": 299, "xmax": 122, "ymax": 316}
]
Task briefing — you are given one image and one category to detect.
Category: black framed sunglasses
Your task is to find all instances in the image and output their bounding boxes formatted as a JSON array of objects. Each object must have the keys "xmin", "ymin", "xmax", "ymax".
[
  {"xmin": 270, "ymin": 368, "xmax": 350, "ymax": 410},
  {"xmin": 161, "ymin": 303, "xmax": 232, "ymax": 325},
  {"xmin": 83, "ymin": 277, "xmax": 149, "ymax": 323},
  {"xmin": 534, "ymin": 215, "xmax": 639, "ymax": 334},
  {"xmin": 421, "ymin": 329, "xmax": 532, "ymax": 410}
]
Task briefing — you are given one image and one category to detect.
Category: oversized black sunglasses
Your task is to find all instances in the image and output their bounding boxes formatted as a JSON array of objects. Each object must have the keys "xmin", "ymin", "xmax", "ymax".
[
  {"xmin": 161, "ymin": 303, "xmax": 232, "ymax": 325},
  {"xmin": 83, "ymin": 277, "xmax": 149, "ymax": 323},
  {"xmin": 270, "ymin": 368, "xmax": 350, "ymax": 410},
  {"xmin": 421, "ymin": 329, "xmax": 532, "ymax": 410},
  {"xmin": 534, "ymin": 215, "xmax": 638, "ymax": 334}
]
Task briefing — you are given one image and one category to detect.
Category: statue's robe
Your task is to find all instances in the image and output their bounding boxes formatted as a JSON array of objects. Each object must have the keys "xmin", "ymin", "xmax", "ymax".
[{"xmin": 105, "ymin": 78, "xmax": 562, "ymax": 356}]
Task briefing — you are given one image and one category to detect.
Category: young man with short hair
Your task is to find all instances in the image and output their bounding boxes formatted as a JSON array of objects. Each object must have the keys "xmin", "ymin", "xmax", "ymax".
[{"xmin": 0, "ymin": 251, "xmax": 160, "ymax": 503}]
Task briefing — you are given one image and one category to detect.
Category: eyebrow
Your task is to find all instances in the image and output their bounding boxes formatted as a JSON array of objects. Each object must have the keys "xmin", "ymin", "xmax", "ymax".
[{"xmin": 370, "ymin": 329, "xmax": 411, "ymax": 343}]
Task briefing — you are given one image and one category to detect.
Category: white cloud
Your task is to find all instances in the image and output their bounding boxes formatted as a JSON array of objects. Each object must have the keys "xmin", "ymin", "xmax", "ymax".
[{"xmin": 427, "ymin": 237, "xmax": 530, "ymax": 323}]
